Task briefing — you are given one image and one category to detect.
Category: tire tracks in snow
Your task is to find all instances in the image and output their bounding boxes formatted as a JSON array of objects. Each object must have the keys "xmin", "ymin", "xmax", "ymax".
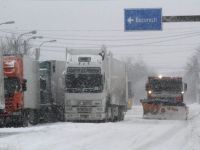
[{"xmin": 131, "ymin": 121, "xmax": 189, "ymax": 150}]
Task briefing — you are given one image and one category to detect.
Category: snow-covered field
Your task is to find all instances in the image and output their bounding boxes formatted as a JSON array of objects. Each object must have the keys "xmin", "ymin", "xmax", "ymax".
[{"xmin": 0, "ymin": 104, "xmax": 200, "ymax": 150}]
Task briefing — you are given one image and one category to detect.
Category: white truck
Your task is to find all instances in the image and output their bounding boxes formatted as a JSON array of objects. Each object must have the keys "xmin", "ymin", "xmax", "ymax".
[{"xmin": 64, "ymin": 49, "xmax": 128, "ymax": 122}]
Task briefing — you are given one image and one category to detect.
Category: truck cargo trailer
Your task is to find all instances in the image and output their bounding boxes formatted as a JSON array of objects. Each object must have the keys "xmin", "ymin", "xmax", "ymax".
[
  {"xmin": 39, "ymin": 60, "xmax": 65, "ymax": 122},
  {"xmin": 0, "ymin": 48, "xmax": 4, "ymax": 110}
]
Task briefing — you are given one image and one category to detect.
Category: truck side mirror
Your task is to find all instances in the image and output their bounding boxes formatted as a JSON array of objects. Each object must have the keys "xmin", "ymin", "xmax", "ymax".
[
  {"xmin": 22, "ymin": 79, "xmax": 27, "ymax": 91},
  {"xmin": 184, "ymin": 83, "xmax": 187, "ymax": 91}
]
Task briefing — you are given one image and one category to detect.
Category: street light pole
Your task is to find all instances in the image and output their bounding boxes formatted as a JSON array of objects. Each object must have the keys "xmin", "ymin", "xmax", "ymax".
[
  {"xmin": 24, "ymin": 36, "xmax": 43, "ymax": 55},
  {"xmin": 15, "ymin": 30, "xmax": 37, "ymax": 54},
  {"xmin": 0, "ymin": 21, "xmax": 15, "ymax": 26},
  {"xmin": 36, "ymin": 40, "xmax": 56, "ymax": 60}
]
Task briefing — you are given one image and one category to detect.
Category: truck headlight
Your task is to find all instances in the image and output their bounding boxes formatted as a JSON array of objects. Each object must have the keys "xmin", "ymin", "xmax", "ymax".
[
  {"xmin": 65, "ymin": 107, "xmax": 72, "ymax": 111},
  {"xmin": 66, "ymin": 100, "xmax": 71, "ymax": 105},
  {"xmin": 96, "ymin": 107, "xmax": 103, "ymax": 111},
  {"xmin": 93, "ymin": 100, "xmax": 102, "ymax": 106}
]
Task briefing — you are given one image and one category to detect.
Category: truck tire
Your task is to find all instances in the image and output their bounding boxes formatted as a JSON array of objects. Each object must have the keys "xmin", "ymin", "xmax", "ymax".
[
  {"xmin": 111, "ymin": 107, "xmax": 115, "ymax": 122},
  {"xmin": 21, "ymin": 111, "xmax": 29, "ymax": 127},
  {"xmin": 28, "ymin": 110, "xmax": 38, "ymax": 125},
  {"xmin": 113, "ymin": 106, "xmax": 119, "ymax": 122},
  {"xmin": 105, "ymin": 111, "xmax": 109, "ymax": 122},
  {"xmin": 118, "ymin": 107, "xmax": 125, "ymax": 121}
]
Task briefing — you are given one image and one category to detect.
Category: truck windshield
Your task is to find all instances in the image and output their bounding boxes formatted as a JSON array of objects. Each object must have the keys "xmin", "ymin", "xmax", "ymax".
[
  {"xmin": 4, "ymin": 77, "xmax": 21, "ymax": 97},
  {"xmin": 65, "ymin": 74, "xmax": 103, "ymax": 93},
  {"xmin": 149, "ymin": 79, "xmax": 182, "ymax": 92}
]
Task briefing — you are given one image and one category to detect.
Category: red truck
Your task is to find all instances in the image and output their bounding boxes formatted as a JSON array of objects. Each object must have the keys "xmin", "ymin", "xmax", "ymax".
[{"xmin": 1, "ymin": 55, "xmax": 39, "ymax": 127}]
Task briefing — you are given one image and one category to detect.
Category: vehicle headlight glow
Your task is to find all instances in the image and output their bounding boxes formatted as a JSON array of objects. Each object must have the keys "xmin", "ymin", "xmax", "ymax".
[
  {"xmin": 158, "ymin": 75, "xmax": 162, "ymax": 79},
  {"xmin": 148, "ymin": 90, "xmax": 152, "ymax": 94}
]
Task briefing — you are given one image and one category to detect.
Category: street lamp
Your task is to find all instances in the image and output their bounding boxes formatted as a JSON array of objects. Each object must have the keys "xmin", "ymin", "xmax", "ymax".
[
  {"xmin": 0, "ymin": 21, "xmax": 15, "ymax": 25},
  {"xmin": 26, "ymin": 36, "xmax": 43, "ymax": 43},
  {"xmin": 17, "ymin": 30, "xmax": 37, "ymax": 41},
  {"xmin": 36, "ymin": 40, "xmax": 57, "ymax": 60},
  {"xmin": 39, "ymin": 40, "xmax": 57, "ymax": 49},
  {"xmin": 15, "ymin": 30, "xmax": 37, "ymax": 54},
  {"xmin": 24, "ymin": 36, "xmax": 43, "ymax": 55}
]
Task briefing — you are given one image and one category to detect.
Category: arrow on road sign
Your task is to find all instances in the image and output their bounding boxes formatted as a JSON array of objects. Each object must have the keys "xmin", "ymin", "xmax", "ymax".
[{"xmin": 127, "ymin": 17, "xmax": 134, "ymax": 24}]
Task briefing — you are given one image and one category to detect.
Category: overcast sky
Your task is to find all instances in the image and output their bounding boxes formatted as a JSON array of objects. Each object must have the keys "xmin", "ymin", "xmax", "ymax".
[{"xmin": 0, "ymin": 0, "xmax": 200, "ymax": 75}]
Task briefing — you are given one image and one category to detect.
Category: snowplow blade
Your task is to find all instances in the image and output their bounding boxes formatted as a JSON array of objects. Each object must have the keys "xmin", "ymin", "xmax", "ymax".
[{"xmin": 141, "ymin": 102, "xmax": 188, "ymax": 120}]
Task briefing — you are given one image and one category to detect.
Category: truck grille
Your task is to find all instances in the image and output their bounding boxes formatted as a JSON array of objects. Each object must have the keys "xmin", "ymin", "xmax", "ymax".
[
  {"xmin": 77, "ymin": 107, "xmax": 92, "ymax": 113},
  {"xmin": 78, "ymin": 101, "xmax": 92, "ymax": 106}
]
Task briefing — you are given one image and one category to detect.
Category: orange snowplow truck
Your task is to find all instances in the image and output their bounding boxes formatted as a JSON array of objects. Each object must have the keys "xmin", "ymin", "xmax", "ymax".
[
  {"xmin": 140, "ymin": 76, "xmax": 188, "ymax": 120},
  {"xmin": 1, "ymin": 55, "xmax": 39, "ymax": 127}
]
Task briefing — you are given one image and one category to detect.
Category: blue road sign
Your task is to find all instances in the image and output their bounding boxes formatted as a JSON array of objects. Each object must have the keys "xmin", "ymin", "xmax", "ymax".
[{"xmin": 124, "ymin": 8, "xmax": 162, "ymax": 31}]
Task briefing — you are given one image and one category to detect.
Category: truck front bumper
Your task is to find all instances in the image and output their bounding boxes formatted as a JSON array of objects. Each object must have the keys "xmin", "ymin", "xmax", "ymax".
[{"xmin": 65, "ymin": 112, "xmax": 106, "ymax": 121}]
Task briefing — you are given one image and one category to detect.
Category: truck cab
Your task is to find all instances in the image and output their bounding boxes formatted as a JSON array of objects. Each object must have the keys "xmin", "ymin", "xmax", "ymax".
[
  {"xmin": 145, "ymin": 76, "xmax": 187, "ymax": 104},
  {"xmin": 3, "ymin": 55, "xmax": 27, "ymax": 114},
  {"xmin": 64, "ymin": 51, "xmax": 106, "ymax": 121}
]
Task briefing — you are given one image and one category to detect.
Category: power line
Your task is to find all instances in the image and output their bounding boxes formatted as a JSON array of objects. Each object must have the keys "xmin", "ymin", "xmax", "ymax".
[
  {"xmin": 2, "ymin": 25, "xmax": 200, "ymax": 32},
  {"xmin": 40, "ymin": 31, "xmax": 200, "ymax": 42},
  {"xmin": 25, "ymin": 29, "xmax": 200, "ymax": 38},
  {"xmin": 2, "ymin": 29, "xmax": 200, "ymax": 41},
  {"xmin": 1, "ymin": 29, "xmax": 200, "ymax": 49},
  {"xmin": 39, "ymin": 46, "xmax": 195, "ymax": 55}
]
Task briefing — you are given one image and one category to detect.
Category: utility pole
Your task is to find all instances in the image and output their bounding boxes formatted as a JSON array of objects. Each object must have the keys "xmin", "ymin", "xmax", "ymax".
[
  {"xmin": 24, "ymin": 36, "xmax": 43, "ymax": 55},
  {"xmin": 36, "ymin": 40, "xmax": 56, "ymax": 60}
]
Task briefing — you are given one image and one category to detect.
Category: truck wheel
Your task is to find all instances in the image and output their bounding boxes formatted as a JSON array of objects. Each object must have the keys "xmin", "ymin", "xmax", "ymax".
[
  {"xmin": 121, "ymin": 111, "xmax": 125, "ymax": 121},
  {"xmin": 119, "ymin": 108, "xmax": 125, "ymax": 121},
  {"xmin": 103, "ymin": 111, "xmax": 109, "ymax": 122},
  {"xmin": 22, "ymin": 112, "xmax": 29, "ymax": 127},
  {"xmin": 111, "ymin": 107, "xmax": 115, "ymax": 122},
  {"xmin": 28, "ymin": 110, "xmax": 38, "ymax": 125}
]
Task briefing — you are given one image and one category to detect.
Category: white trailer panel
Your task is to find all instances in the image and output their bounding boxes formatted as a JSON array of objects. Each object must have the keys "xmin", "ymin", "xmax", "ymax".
[
  {"xmin": 52, "ymin": 60, "xmax": 65, "ymax": 105},
  {"xmin": 0, "ymin": 49, "xmax": 4, "ymax": 109},
  {"xmin": 23, "ymin": 56, "xmax": 40, "ymax": 109},
  {"xmin": 110, "ymin": 58, "xmax": 127, "ymax": 106}
]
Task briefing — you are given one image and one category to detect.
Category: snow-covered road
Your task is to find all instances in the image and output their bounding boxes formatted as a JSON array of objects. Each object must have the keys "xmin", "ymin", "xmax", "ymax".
[{"xmin": 0, "ymin": 104, "xmax": 200, "ymax": 150}]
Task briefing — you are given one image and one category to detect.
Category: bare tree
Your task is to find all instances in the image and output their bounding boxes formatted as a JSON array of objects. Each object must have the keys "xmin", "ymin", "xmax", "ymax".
[
  {"xmin": 124, "ymin": 56, "xmax": 155, "ymax": 104},
  {"xmin": 184, "ymin": 47, "xmax": 200, "ymax": 103},
  {"xmin": 0, "ymin": 35, "xmax": 31, "ymax": 55}
]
